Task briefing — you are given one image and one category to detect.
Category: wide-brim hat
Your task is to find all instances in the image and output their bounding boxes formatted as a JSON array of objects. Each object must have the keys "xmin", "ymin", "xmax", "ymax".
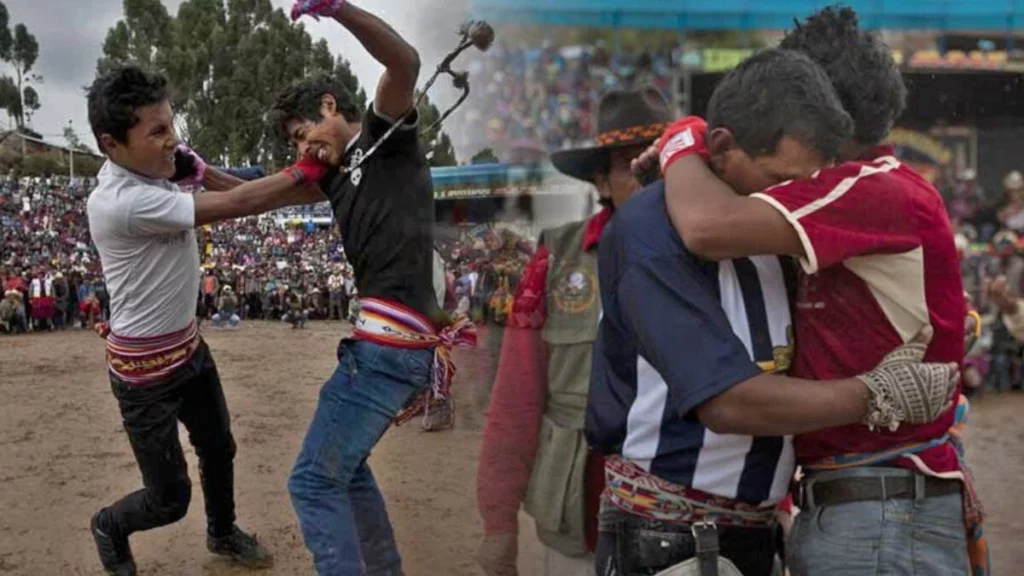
[{"xmin": 551, "ymin": 85, "xmax": 674, "ymax": 183}]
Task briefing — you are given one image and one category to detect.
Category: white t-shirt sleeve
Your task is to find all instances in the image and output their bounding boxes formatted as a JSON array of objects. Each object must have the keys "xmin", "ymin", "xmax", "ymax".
[{"xmin": 127, "ymin": 186, "xmax": 196, "ymax": 236}]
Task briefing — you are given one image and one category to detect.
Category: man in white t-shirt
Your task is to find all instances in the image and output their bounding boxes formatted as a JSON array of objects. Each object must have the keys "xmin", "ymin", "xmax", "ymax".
[{"xmin": 85, "ymin": 65, "xmax": 328, "ymax": 576}]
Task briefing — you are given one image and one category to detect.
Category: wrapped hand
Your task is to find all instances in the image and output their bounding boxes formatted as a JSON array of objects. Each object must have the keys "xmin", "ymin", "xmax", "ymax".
[{"xmin": 857, "ymin": 327, "xmax": 959, "ymax": 431}]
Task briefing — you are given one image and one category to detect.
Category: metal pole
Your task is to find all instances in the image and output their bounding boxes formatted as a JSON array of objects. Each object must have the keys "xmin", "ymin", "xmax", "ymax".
[
  {"xmin": 67, "ymin": 120, "xmax": 75, "ymax": 181},
  {"xmin": 69, "ymin": 149, "xmax": 74, "ymax": 181}
]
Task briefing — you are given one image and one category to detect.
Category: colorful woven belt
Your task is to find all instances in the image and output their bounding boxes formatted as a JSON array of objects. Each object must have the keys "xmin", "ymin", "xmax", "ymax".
[{"xmin": 604, "ymin": 455, "xmax": 777, "ymax": 528}]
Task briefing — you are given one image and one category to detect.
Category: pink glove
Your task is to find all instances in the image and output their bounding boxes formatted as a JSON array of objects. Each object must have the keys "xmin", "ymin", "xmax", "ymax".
[
  {"xmin": 290, "ymin": 0, "xmax": 346, "ymax": 21},
  {"xmin": 171, "ymin": 144, "xmax": 207, "ymax": 185}
]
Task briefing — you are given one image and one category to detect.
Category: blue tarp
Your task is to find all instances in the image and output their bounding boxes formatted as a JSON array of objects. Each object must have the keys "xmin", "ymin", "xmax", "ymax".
[{"xmin": 469, "ymin": 0, "xmax": 1024, "ymax": 31}]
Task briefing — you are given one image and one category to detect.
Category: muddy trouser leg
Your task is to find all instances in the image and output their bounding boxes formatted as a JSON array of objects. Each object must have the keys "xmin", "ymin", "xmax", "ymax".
[
  {"xmin": 177, "ymin": 341, "xmax": 237, "ymax": 537},
  {"xmin": 97, "ymin": 354, "xmax": 198, "ymax": 539}
]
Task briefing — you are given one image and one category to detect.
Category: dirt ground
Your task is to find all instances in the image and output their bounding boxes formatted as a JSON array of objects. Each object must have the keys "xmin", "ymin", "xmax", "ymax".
[{"xmin": 1, "ymin": 321, "xmax": 1022, "ymax": 575}]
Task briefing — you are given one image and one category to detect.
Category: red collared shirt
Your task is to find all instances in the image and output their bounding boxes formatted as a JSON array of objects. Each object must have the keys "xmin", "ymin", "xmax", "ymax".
[{"xmin": 751, "ymin": 145, "xmax": 964, "ymax": 474}]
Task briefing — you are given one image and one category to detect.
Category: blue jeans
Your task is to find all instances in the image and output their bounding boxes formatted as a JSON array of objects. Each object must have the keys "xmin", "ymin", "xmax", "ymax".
[
  {"xmin": 787, "ymin": 467, "xmax": 969, "ymax": 576},
  {"xmin": 211, "ymin": 313, "xmax": 240, "ymax": 328},
  {"xmin": 289, "ymin": 339, "xmax": 434, "ymax": 576}
]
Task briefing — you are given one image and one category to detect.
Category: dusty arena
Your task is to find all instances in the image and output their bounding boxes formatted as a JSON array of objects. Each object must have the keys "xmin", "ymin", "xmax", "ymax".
[{"xmin": 1, "ymin": 322, "xmax": 1021, "ymax": 575}]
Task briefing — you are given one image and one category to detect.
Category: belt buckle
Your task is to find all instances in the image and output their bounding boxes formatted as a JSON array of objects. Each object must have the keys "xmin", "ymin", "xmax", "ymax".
[{"xmin": 691, "ymin": 520, "xmax": 719, "ymax": 552}]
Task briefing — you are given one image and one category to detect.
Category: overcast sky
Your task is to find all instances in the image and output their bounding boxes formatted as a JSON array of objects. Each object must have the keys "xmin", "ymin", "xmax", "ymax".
[{"xmin": 4, "ymin": 0, "xmax": 469, "ymax": 150}]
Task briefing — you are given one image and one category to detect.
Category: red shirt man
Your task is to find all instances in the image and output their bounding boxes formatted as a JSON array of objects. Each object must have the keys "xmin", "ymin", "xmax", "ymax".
[
  {"xmin": 748, "ymin": 146, "xmax": 964, "ymax": 472},
  {"xmin": 661, "ymin": 139, "xmax": 963, "ymax": 474}
]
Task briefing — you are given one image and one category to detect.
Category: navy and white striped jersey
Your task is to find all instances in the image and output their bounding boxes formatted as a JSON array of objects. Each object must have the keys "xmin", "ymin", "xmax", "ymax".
[{"xmin": 585, "ymin": 182, "xmax": 797, "ymax": 505}]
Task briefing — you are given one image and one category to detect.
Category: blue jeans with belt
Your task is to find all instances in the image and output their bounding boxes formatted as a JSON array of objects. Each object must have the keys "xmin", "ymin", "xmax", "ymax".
[
  {"xmin": 787, "ymin": 467, "xmax": 969, "ymax": 576},
  {"xmin": 288, "ymin": 339, "xmax": 434, "ymax": 576}
]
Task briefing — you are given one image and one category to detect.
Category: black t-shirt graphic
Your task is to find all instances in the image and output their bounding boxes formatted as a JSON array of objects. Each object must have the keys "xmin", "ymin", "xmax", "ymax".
[{"xmin": 320, "ymin": 106, "xmax": 439, "ymax": 323}]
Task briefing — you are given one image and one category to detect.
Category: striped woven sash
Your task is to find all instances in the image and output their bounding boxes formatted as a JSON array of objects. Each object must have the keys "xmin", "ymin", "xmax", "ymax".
[
  {"xmin": 604, "ymin": 455, "xmax": 777, "ymax": 528},
  {"xmin": 104, "ymin": 320, "xmax": 200, "ymax": 385},
  {"xmin": 353, "ymin": 298, "xmax": 476, "ymax": 425}
]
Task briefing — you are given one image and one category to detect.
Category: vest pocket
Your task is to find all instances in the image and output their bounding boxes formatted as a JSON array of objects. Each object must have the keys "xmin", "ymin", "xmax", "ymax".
[{"xmin": 524, "ymin": 414, "xmax": 588, "ymax": 539}]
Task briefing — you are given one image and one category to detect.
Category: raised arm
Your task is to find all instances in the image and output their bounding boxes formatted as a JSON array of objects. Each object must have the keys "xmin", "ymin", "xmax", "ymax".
[{"xmin": 293, "ymin": 1, "xmax": 420, "ymax": 120}]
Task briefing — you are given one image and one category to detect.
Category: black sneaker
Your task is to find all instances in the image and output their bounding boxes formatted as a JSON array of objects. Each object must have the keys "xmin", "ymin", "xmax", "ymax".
[
  {"xmin": 207, "ymin": 525, "xmax": 274, "ymax": 569},
  {"xmin": 90, "ymin": 512, "xmax": 137, "ymax": 576}
]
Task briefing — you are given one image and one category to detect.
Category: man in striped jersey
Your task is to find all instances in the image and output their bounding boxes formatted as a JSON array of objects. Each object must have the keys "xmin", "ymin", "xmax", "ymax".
[
  {"xmin": 651, "ymin": 7, "xmax": 983, "ymax": 575},
  {"xmin": 586, "ymin": 49, "xmax": 959, "ymax": 576}
]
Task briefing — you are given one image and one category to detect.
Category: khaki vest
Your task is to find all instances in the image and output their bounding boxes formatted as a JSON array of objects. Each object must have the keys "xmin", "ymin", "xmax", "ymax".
[{"xmin": 523, "ymin": 219, "xmax": 601, "ymax": 557}]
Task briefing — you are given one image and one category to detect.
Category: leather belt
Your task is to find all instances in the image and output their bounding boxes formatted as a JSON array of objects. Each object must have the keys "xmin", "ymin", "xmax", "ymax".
[{"xmin": 797, "ymin": 474, "xmax": 961, "ymax": 510}]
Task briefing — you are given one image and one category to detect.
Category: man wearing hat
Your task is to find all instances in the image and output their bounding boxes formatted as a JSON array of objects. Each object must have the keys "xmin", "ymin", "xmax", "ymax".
[{"xmin": 476, "ymin": 86, "xmax": 673, "ymax": 576}]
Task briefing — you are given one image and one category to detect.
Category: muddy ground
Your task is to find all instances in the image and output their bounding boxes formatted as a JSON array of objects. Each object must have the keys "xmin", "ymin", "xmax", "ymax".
[{"xmin": 1, "ymin": 322, "xmax": 1021, "ymax": 575}]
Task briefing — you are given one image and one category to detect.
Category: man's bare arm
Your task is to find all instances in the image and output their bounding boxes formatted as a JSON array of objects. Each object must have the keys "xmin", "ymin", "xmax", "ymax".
[
  {"xmin": 333, "ymin": 3, "xmax": 420, "ymax": 120},
  {"xmin": 665, "ymin": 156, "xmax": 804, "ymax": 261},
  {"xmin": 696, "ymin": 373, "xmax": 868, "ymax": 436},
  {"xmin": 193, "ymin": 173, "xmax": 323, "ymax": 226}
]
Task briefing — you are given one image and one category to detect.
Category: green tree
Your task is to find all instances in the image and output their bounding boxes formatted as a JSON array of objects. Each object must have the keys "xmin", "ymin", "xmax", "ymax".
[
  {"xmin": 0, "ymin": 3, "xmax": 11, "ymax": 61},
  {"xmin": 0, "ymin": 74, "xmax": 18, "ymax": 125},
  {"xmin": 416, "ymin": 92, "xmax": 457, "ymax": 167},
  {"xmin": 63, "ymin": 123, "xmax": 94, "ymax": 154},
  {"xmin": 470, "ymin": 148, "xmax": 498, "ymax": 164},
  {"xmin": 9, "ymin": 22, "xmax": 39, "ymax": 128},
  {"xmin": 98, "ymin": 0, "xmax": 369, "ymax": 170},
  {"xmin": 0, "ymin": 4, "xmax": 42, "ymax": 130},
  {"xmin": 21, "ymin": 84, "xmax": 37, "ymax": 123}
]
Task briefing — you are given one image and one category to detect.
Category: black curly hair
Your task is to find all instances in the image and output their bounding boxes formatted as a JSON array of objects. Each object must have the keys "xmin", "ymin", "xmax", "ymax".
[
  {"xmin": 270, "ymin": 75, "xmax": 362, "ymax": 143},
  {"xmin": 779, "ymin": 5, "xmax": 906, "ymax": 146},
  {"xmin": 87, "ymin": 65, "xmax": 170, "ymax": 153}
]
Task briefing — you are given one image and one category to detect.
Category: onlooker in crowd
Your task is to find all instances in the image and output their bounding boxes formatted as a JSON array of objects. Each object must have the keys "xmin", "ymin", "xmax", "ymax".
[
  {"xmin": 283, "ymin": 289, "xmax": 308, "ymax": 329},
  {"xmin": 212, "ymin": 286, "xmax": 241, "ymax": 329},
  {"xmin": 328, "ymin": 266, "xmax": 344, "ymax": 320},
  {"xmin": 0, "ymin": 289, "xmax": 26, "ymax": 334}
]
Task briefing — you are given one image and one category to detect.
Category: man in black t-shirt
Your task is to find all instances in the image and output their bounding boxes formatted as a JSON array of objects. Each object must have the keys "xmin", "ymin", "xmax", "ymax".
[{"xmin": 271, "ymin": 2, "xmax": 474, "ymax": 575}]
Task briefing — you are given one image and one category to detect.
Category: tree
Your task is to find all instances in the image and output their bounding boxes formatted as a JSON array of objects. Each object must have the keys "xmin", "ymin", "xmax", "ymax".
[
  {"xmin": 9, "ymin": 22, "xmax": 39, "ymax": 128},
  {"xmin": 0, "ymin": 74, "xmax": 17, "ymax": 125},
  {"xmin": 63, "ymin": 124, "xmax": 94, "ymax": 154},
  {"xmin": 21, "ymin": 85, "xmax": 37, "ymax": 123},
  {"xmin": 470, "ymin": 148, "xmax": 499, "ymax": 164},
  {"xmin": 98, "ymin": 0, "xmax": 369, "ymax": 170},
  {"xmin": 416, "ymin": 91, "xmax": 457, "ymax": 167},
  {"xmin": 0, "ymin": 3, "xmax": 11, "ymax": 61}
]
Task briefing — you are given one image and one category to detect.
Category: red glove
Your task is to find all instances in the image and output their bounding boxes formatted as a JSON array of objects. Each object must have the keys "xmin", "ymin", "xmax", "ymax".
[
  {"xmin": 657, "ymin": 116, "xmax": 709, "ymax": 174},
  {"xmin": 282, "ymin": 155, "xmax": 329, "ymax": 186}
]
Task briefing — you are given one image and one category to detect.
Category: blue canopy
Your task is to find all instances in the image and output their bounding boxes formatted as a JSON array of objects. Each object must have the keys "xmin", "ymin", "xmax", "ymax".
[
  {"xmin": 468, "ymin": 0, "xmax": 1024, "ymax": 31},
  {"xmin": 430, "ymin": 162, "xmax": 557, "ymax": 187}
]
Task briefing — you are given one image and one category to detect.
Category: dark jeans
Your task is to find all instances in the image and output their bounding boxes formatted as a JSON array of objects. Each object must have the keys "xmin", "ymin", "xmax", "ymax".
[
  {"xmin": 95, "ymin": 340, "xmax": 237, "ymax": 540},
  {"xmin": 596, "ymin": 504, "xmax": 778, "ymax": 576}
]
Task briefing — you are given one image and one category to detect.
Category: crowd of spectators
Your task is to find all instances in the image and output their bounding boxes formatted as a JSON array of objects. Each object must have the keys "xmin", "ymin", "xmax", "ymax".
[
  {"xmin": 0, "ymin": 175, "xmax": 536, "ymax": 335},
  {"xmin": 8, "ymin": 155, "xmax": 1024, "ymax": 398},
  {"xmin": 459, "ymin": 39, "xmax": 677, "ymax": 160}
]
